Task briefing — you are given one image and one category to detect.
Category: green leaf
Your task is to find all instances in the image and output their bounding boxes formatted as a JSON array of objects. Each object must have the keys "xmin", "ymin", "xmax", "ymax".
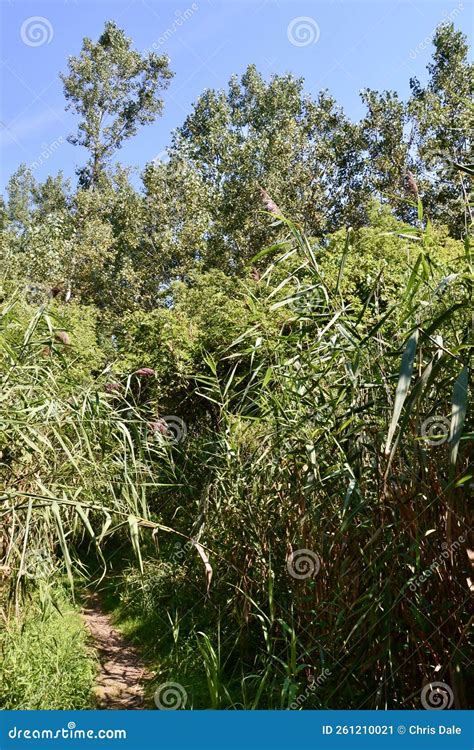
[
  {"xmin": 75, "ymin": 504, "xmax": 96, "ymax": 542},
  {"xmin": 128, "ymin": 514, "xmax": 143, "ymax": 574},
  {"xmin": 417, "ymin": 198, "xmax": 423, "ymax": 222},
  {"xmin": 51, "ymin": 501, "xmax": 74, "ymax": 593},
  {"xmin": 335, "ymin": 227, "xmax": 352, "ymax": 294},
  {"xmin": 385, "ymin": 329, "xmax": 419, "ymax": 455},
  {"xmin": 449, "ymin": 366, "xmax": 469, "ymax": 467},
  {"xmin": 384, "ymin": 347, "xmax": 445, "ymax": 474}
]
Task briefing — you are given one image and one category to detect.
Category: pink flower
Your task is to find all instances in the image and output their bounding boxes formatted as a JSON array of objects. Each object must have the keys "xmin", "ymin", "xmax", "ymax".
[
  {"xmin": 134, "ymin": 367, "xmax": 156, "ymax": 377},
  {"xmin": 405, "ymin": 171, "xmax": 419, "ymax": 198},
  {"xmin": 259, "ymin": 186, "xmax": 280, "ymax": 215},
  {"xmin": 104, "ymin": 382, "xmax": 121, "ymax": 393},
  {"xmin": 55, "ymin": 330, "xmax": 70, "ymax": 346},
  {"xmin": 148, "ymin": 418, "xmax": 168, "ymax": 435}
]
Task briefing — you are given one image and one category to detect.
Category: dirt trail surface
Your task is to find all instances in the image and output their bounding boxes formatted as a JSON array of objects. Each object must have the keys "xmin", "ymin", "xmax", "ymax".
[{"xmin": 82, "ymin": 593, "xmax": 153, "ymax": 709}]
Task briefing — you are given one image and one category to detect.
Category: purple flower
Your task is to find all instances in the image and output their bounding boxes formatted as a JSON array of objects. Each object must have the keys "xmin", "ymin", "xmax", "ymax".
[
  {"xmin": 259, "ymin": 187, "xmax": 280, "ymax": 215},
  {"xmin": 134, "ymin": 367, "xmax": 156, "ymax": 377},
  {"xmin": 405, "ymin": 171, "xmax": 419, "ymax": 198},
  {"xmin": 148, "ymin": 418, "xmax": 168, "ymax": 435},
  {"xmin": 105, "ymin": 382, "xmax": 121, "ymax": 393}
]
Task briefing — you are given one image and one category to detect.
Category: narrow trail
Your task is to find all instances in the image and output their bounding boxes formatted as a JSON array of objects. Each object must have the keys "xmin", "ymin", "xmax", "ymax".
[{"xmin": 81, "ymin": 593, "xmax": 154, "ymax": 710}]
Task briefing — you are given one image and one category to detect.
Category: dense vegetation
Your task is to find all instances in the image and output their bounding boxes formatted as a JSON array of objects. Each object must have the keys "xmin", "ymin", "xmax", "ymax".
[{"xmin": 0, "ymin": 21, "xmax": 472, "ymax": 710}]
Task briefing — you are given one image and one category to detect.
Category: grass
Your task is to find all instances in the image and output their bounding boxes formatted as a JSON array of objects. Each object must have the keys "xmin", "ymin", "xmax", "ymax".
[
  {"xmin": 88, "ymin": 551, "xmax": 214, "ymax": 710},
  {"xmin": 0, "ymin": 586, "xmax": 96, "ymax": 710},
  {"xmin": 1, "ymin": 204, "xmax": 471, "ymax": 709}
]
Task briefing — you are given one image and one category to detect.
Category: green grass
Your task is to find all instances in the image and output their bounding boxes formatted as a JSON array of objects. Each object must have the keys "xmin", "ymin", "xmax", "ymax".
[
  {"xmin": 0, "ymin": 588, "xmax": 96, "ymax": 710},
  {"xmin": 94, "ymin": 554, "xmax": 301, "ymax": 709},
  {"xmin": 1, "ymin": 204, "xmax": 471, "ymax": 709},
  {"xmin": 93, "ymin": 555, "xmax": 224, "ymax": 709}
]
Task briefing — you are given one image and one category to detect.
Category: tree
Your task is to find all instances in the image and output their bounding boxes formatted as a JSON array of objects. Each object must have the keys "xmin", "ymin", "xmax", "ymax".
[
  {"xmin": 6, "ymin": 165, "xmax": 35, "ymax": 235},
  {"xmin": 61, "ymin": 21, "xmax": 173, "ymax": 188},
  {"xmin": 0, "ymin": 196, "xmax": 7, "ymax": 233},
  {"xmin": 408, "ymin": 24, "xmax": 473, "ymax": 235},
  {"xmin": 3, "ymin": 22, "xmax": 470, "ymax": 317},
  {"xmin": 359, "ymin": 89, "xmax": 411, "ymax": 210},
  {"xmin": 169, "ymin": 65, "xmax": 366, "ymax": 271},
  {"xmin": 140, "ymin": 157, "xmax": 213, "ymax": 287},
  {"xmin": 31, "ymin": 173, "xmax": 71, "ymax": 218}
]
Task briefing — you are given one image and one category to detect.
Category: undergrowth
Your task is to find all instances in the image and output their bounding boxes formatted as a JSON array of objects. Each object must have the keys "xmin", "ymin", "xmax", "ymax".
[{"xmin": 0, "ymin": 586, "xmax": 95, "ymax": 710}]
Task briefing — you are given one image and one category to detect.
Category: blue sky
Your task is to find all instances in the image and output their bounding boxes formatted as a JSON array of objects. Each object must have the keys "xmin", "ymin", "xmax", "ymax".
[{"xmin": 0, "ymin": 0, "xmax": 471, "ymax": 191}]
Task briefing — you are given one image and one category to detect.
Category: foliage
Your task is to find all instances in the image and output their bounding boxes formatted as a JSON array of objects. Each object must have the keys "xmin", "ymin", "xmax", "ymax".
[
  {"xmin": 0, "ymin": 290, "xmax": 177, "ymax": 603},
  {"xmin": 2, "ymin": 25, "xmax": 470, "ymax": 314},
  {"xmin": 61, "ymin": 21, "xmax": 173, "ymax": 188},
  {"xmin": 85, "ymin": 206, "xmax": 472, "ymax": 710},
  {"xmin": 161, "ymin": 213, "xmax": 471, "ymax": 709},
  {"xmin": 0, "ymin": 588, "xmax": 95, "ymax": 710},
  {"xmin": 0, "ymin": 19, "xmax": 472, "ymax": 711},
  {"xmin": 169, "ymin": 65, "xmax": 366, "ymax": 268},
  {"xmin": 115, "ymin": 270, "xmax": 265, "ymax": 412},
  {"xmin": 409, "ymin": 24, "xmax": 474, "ymax": 235},
  {"xmin": 318, "ymin": 201, "xmax": 463, "ymax": 312}
]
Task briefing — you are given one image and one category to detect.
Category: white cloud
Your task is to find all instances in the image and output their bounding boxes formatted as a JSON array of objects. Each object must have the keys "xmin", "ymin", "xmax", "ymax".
[{"xmin": 0, "ymin": 110, "xmax": 63, "ymax": 150}]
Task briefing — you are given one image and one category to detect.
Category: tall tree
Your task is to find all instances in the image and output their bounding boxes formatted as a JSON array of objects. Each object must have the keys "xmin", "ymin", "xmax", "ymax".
[
  {"xmin": 169, "ymin": 65, "xmax": 366, "ymax": 271},
  {"xmin": 360, "ymin": 90, "xmax": 411, "ymax": 200},
  {"xmin": 6, "ymin": 165, "xmax": 35, "ymax": 235},
  {"xmin": 409, "ymin": 23, "xmax": 473, "ymax": 235},
  {"xmin": 61, "ymin": 21, "xmax": 173, "ymax": 188},
  {"xmin": 141, "ymin": 157, "xmax": 213, "ymax": 287}
]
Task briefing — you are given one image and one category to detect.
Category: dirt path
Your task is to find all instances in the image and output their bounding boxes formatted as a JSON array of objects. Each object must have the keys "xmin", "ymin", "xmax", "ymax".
[{"xmin": 81, "ymin": 593, "xmax": 153, "ymax": 709}]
